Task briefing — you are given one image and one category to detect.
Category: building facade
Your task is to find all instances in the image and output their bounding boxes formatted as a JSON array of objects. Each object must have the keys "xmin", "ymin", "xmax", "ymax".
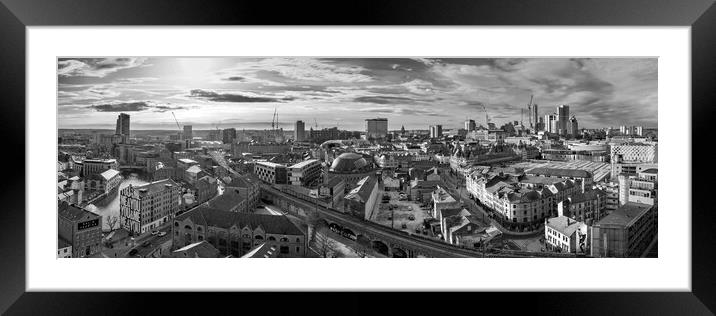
[
  {"xmin": 590, "ymin": 202, "xmax": 656, "ymax": 257},
  {"xmin": 294, "ymin": 120, "xmax": 306, "ymax": 141},
  {"xmin": 545, "ymin": 216, "xmax": 588, "ymax": 253},
  {"xmin": 173, "ymin": 205, "xmax": 306, "ymax": 257},
  {"xmin": 58, "ymin": 201, "xmax": 102, "ymax": 257},
  {"xmin": 288, "ymin": 159, "xmax": 322, "ymax": 186},
  {"xmin": 365, "ymin": 118, "xmax": 388, "ymax": 139},
  {"xmin": 119, "ymin": 179, "xmax": 182, "ymax": 235},
  {"xmin": 254, "ymin": 161, "xmax": 288, "ymax": 184}
]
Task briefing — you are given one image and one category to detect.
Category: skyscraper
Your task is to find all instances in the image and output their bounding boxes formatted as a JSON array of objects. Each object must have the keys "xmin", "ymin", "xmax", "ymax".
[
  {"xmin": 568, "ymin": 116, "xmax": 579, "ymax": 137},
  {"xmin": 222, "ymin": 128, "xmax": 237, "ymax": 144},
  {"xmin": 115, "ymin": 113, "xmax": 130, "ymax": 136},
  {"xmin": 545, "ymin": 114, "xmax": 558, "ymax": 134},
  {"xmin": 464, "ymin": 119, "xmax": 476, "ymax": 132},
  {"xmin": 183, "ymin": 125, "xmax": 193, "ymax": 140},
  {"xmin": 558, "ymin": 105, "xmax": 570, "ymax": 136},
  {"xmin": 294, "ymin": 120, "xmax": 306, "ymax": 141},
  {"xmin": 532, "ymin": 104, "xmax": 539, "ymax": 130},
  {"xmin": 365, "ymin": 118, "xmax": 388, "ymax": 139},
  {"xmin": 429, "ymin": 125, "xmax": 443, "ymax": 138}
]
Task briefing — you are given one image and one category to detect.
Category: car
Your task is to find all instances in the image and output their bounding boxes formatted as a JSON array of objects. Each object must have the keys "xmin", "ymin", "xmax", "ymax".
[
  {"xmin": 141, "ymin": 241, "xmax": 151, "ymax": 247},
  {"xmin": 128, "ymin": 249, "xmax": 138, "ymax": 256},
  {"xmin": 401, "ymin": 223, "xmax": 407, "ymax": 229},
  {"xmin": 158, "ymin": 231, "xmax": 167, "ymax": 237},
  {"xmin": 408, "ymin": 215, "xmax": 415, "ymax": 221},
  {"xmin": 151, "ymin": 230, "xmax": 158, "ymax": 236}
]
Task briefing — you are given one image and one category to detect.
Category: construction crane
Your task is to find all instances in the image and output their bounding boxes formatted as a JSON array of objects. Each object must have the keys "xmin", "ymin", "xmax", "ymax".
[{"xmin": 171, "ymin": 112, "xmax": 182, "ymax": 139}]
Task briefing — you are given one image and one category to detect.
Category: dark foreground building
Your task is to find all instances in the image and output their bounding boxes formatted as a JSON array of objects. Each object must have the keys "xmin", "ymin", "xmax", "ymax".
[{"xmin": 173, "ymin": 205, "xmax": 306, "ymax": 257}]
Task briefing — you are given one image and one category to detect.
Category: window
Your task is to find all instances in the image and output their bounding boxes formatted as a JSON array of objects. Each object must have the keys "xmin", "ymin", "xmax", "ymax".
[
  {"xmin": 268, "ymin": 236, "xmax": 276, "ymax": 241},
  {"xmin": 184, "ymin": 225, "xmax": 192, "ymax": 230},
  {"xmin": 295, "ymin": 238, "xmax": 300, "ymax": 243},
  {"xmin": 280, "ymin": 237, "xmax": 289, "ymax": 242},
  {"xmin": 296, "ymin": 247, "xmax": 300, "ymax": 252},
  {"xmin": 174, "ymin": 222, "xmax": 179, "ymax": 227},
  {"xmin": 280, "ymin": 246, "xmax": 289, "ymax": 254}
]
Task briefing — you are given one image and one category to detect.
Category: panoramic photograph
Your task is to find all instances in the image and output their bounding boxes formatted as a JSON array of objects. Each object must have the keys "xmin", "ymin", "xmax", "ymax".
[{"xmin": 57, "ymin": 57, "xmax": 658, "ymax": 258}]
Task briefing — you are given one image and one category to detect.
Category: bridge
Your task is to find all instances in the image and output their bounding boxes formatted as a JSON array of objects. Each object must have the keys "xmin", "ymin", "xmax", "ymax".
[{"xmin": 261, "ymin": 184, "xmax": 578, "ymax": 258}]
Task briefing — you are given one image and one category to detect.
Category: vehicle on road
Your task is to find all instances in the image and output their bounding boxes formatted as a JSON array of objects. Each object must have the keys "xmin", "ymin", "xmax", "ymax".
[
  {"xmin": 401, "ymin": 223, "xmax": 407, "ymax": 229},
  {"xmin": 141, "ymin": 241, "xmax": 151, "ymax": 247},
  {"xmin": 158, "ymin": 231, "xmax": 167, "ymax": 237},
  {"xmin": 128, "ymin": 249, "xmax": 138, "ymax": 256},
  {"xmin": 151, "ymin": 230, "xmax": 158, "ymax": 236},
  {"xmin": 408, "ymin": 215, "xmax": 415, "ymax": 221}
]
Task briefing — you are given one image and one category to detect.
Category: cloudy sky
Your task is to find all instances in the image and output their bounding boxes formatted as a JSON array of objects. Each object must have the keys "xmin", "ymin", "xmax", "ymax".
[{"xmin": 58, "ymin": 57, "xmax": 657, "ymax": 131}]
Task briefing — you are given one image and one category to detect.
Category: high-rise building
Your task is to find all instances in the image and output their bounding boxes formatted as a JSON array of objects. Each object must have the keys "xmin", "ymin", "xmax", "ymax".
[
  {"xmin": 365, "ymin": 118, "xmax": 388, "ymax": 139},
  {"xmin": 558, "ymin": 105, "xmax": 570, "ymax": 136},
  {"xmin": 115, "ymin": 113, "xmax": 130, "ymax": 137},
  {"xmin": 464, "ymin": 119, "xmax": 476, "ymax": 132},
  {"xmin": 545, "ymin": 114, "xmax": 558, "ymax": 133},
  {"xmin": 568, "ymin": 116, "xmax": 579, "ymax": 137},
  {"xmin": 222, "ymin": 128, "xmax": 237, "ymax": 144},
  {"xmin": 429, "ymin": 125, "xmax": 443, "ymax": 138},
  {"xmin": 294, "ymin": 120, "xmax": 306, "ymax": 141},
  {"xmin": 183, "ymin": 125, "xmax": 193, "ymax": 140},
  {"xmin": 532, "ymin": 104, "xmax": 539, "ymax": 130},
  {"xmin": 538, "ymin": 117, "xmax": 545, "ymax": 131}
]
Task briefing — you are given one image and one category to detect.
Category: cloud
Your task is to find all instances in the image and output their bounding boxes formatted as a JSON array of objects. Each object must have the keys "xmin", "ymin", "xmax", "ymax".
[
  {"xmin": 222, "ymin": 76, "xmax": 245, "ymax": 81},
  {"xmin": 88, "ymin": 101, "xmax": 185, "ymax": 112},
  {"xmin": 188, "ymin": 89, "xmax": 290, "ymax": 102},
  {"xmin": 58, "ymin": 58, "xmax": 148, "ymax": 78},
  {"xmin": 354, "ymin": 96, "xmax": 414, "ymax": 104}
]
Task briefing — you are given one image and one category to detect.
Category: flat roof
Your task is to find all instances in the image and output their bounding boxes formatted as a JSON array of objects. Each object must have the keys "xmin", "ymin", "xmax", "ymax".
[
  {"xmin": 289, "ymin": 159, "xmax": 319, "ymax": 169},
  {"xmin": 595, "ymin": 202, "xmax": 653, "ymax": 227}
]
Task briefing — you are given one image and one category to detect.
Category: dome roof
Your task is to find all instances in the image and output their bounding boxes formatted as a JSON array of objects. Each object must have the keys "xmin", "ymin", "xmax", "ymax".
[{"xmin": 330, "ymin": 152, "xmax": 370, "ymax": 173}]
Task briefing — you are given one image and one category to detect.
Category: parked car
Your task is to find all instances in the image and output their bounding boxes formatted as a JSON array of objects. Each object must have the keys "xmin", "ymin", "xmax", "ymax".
[
  {"xmin": 401, "ymin": 223, "xmax": 407, "ymax": 229},
  {"xmin": 158, "ymin": 231, "xmax": 167, "ymax": 237},
  {"xmin": 408, "ymin": 215, "xmax": 415, "ymax": 221},
  {"xmin": 151, "ymin": 230, "xmax": 158, "ymax": 236},
  {"xmin": 141, "ymin": 241, "xmax": 151, "ymax": 247},
  {"xmin": 128, "ymin": 249, "xmax": 138, "ymax": 256}
]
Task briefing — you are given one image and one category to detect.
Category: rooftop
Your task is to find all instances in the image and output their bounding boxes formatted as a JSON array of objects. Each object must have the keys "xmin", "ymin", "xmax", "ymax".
[
  {"xmin": 207, "ymin": 188, "xmax": 245, "ymax": 211},
  {"xmin": 100, "ymin": 168, "xmax": 121, "ymax": 181},
  {"xmin": 546, "ymin": 216, "xmax": 585, "ymax": 237},
  {"xmin": 595, "ymin": 202, "xmax": 654, "ymax": 227},
  {"xmin": 256, "ymin": 161, "xmax": 286, "ymax": 168},
  {"xmin": 58, "ymin": 200, "xmax": 99, "ymax": 221},
  {"xmin": 288, "ymin": 159, "xmax": 319, "ymax": 169},
  {"xmin": 177, "ymin": 205, "xmax": 304, "ymax": 236},
  {"xmin": 345, "ymin": 176, "xmax": 378, "ymax": 203},
  {"xmin": 128, "ymin": 178, "xmax": 179, "ymax": 195},
  {"xmin": 173, "ymin": 241, "xmax": 220, "ymax": 258},
  {"xmin": 640, "ymin": 168, "xmax": 658, "ymax": 174},
  {"xmin": 241, "ymin": 243, "xmax": 279, "ymax": 258},
  {"xmin": 527, "ymin": 167, "xmax": 592, "ymax": 178}
]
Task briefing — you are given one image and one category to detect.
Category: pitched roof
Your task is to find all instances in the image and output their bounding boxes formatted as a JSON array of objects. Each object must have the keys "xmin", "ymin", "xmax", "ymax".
[
  {"xmin": 173, "ymin": 240, "xmax": 220, "ymax": 258},
  {"xmin": 527, "ymin": 167, "xmax": 592, "ymax": 178},
  {"xmin": 241, "ymin": 243, "xmax": 279, "ymax": 258},
  {"xmin": 185, "ymin": 165, "xmax": 202, "ymax": 174},
  {"xmin": 345, "ymin": 176, "xmax": 378, "ymax": 203},
  {"xmin": 58, "ymin": 200, "xmax": 99, "ymax": 221},
  {"xmin": 177, "ymin": 205, "xmax": 304, "ymax": 235},
  {"xmin": 208, "ymin": 188, "xmax": 245, "ymax": 211},
  {"xmin": 546, "ymin": 216, "xmax": 585, "ymax": 237}
]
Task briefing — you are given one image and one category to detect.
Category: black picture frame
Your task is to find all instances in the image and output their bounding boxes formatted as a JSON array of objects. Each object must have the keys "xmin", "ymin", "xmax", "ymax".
[{"xmin": 1, "ymin": 0, "xmax": 713, "ymax": 314}]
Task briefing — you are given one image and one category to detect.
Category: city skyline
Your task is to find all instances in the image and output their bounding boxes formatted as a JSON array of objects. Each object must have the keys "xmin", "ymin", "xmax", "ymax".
[{"xmin": 58, "ymin": 57, "xmax": 657, "ymax": 130}]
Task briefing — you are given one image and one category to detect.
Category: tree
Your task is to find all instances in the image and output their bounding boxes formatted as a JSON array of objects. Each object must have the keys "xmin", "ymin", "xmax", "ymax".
[
  {"xmin": 105, "ymin": 215, "xmax": 119, "ymax": 232},
  {"xmin": 314, "ymin": 226, "xmax": 338, "ymax": 258}
]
